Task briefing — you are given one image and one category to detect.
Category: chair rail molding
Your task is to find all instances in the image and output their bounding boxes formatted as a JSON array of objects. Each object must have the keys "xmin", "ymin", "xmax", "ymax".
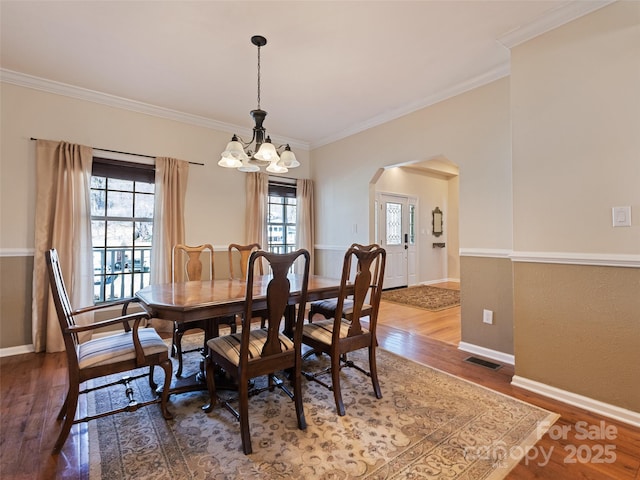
[
  {"xmin": 0, "ymin": 248, "xmax": 35, "ymax": 257},
  {"xmin": 510, "ymin": 251, "xmax": 640, "ymax": 268},
  {"xmin": 460, "ymin": 248, "xmax": 640, "ymax": 268}
]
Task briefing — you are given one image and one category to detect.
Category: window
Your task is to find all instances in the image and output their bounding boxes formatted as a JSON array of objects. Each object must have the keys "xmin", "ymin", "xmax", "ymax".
[
  {"xmin": 91, "ymin": 158, "xmax": 155, "ymax": 303},
  {"xmin": 267, "ymin": 182, "xmax": 297, "ymax": 254},
  {"xmin": 409, "ymin": 204, "xmax": 416, "ymax": 245}
]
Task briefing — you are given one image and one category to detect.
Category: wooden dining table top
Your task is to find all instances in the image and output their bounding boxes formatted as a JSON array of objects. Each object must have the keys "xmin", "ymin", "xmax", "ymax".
[{"xmin": 135, "ymin": 274, "xmax": 342, "ymax": 324}]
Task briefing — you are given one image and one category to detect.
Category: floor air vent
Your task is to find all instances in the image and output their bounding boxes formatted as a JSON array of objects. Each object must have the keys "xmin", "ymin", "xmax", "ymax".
[{"xmin": 464, "ymin": 356, "xmax": 502, "ymax": 370}]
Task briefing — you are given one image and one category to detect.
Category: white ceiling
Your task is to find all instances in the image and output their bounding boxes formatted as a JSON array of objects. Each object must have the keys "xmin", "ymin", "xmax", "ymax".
[{"xmin": 1, "ymin": 1, "xmax": 611, "ymax": 150}]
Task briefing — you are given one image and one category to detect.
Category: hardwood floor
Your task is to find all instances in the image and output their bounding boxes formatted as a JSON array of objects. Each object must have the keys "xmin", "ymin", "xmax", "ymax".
[{"xmin": 1, "ymin": 283, "xmax": 638, "ymax": 479}]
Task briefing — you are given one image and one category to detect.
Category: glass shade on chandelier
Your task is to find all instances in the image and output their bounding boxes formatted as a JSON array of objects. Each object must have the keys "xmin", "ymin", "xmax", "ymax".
[{"xmin": 218, "ymin": 35, "xmax": 299, "ymax": 174}]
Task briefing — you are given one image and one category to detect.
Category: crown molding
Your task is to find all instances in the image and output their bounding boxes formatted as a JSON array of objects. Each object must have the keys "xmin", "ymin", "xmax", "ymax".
[
  {"xmin": 0, "ymin": 69, "xmax": 310, "ymax": 151},
  {"xmin": 497, "ymin": 0, "xmax": 617, "ymax": 48}
]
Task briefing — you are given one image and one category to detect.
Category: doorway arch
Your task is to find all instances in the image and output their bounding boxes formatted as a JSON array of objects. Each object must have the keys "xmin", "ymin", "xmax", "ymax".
[{"xmin": 371, "ymin": 156, "xmax": 460, "ymax": 286}]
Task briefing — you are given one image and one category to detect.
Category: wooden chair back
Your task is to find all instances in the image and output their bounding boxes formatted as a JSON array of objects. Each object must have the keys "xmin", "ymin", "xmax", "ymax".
[
  {"xmin": 228, "ymin": 243, "xmax": 262, "ymax": 280},
  {"xmin": 172, "ymin": 244, "xmax": 215, "ymax": 282},
  {"xmin": 46, "ymin": 249, "xmax": 80, "ymax": 351},
  {"xmin": 242, "ymin": 248, "xmax": 310, "ymax": 364},
  {"xmin": 335, "ymin": 244, "xmax": 386, "ymax": 339}
]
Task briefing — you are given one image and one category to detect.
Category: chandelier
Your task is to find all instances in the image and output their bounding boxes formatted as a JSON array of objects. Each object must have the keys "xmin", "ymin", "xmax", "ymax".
[{"xmin": 218, "ymin": 35, "xmax": 299, "ymax": 173}]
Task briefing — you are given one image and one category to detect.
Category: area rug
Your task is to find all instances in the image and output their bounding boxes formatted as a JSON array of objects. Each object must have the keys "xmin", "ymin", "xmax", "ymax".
[
  {"xmin": 88, "ymin": 335, "xmax": 557, "ymax": 479},
  {"xmin": 382, "ymin": 285, "xmax": 460, "ymax": 311}
]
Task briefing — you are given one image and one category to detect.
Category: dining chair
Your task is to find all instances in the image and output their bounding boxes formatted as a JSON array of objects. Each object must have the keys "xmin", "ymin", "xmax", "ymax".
[
  {"xmin": 307, "ymin": 243, "xmax": 380, "ymax": 323},
  {"xmin": 228, "ymin": 242, "xmax": 267, "ymax": 328},
  {"xmin": 203, "ymin": 248, "xmax": 311, "ymax": 455},
  {"xmin": 227, "ymin": 243, "xmax": 262, "ymax": 280},
  {"xmin": 301, "ymin": 244, "xmax": 386, "ymax": 416},
  {"xmin": 45, "ymin": 249, "xmax": 172, "ymax": 454},
  {"xmin": 171, "ymin": 244, "xmax": 236, "ymax": 377}
]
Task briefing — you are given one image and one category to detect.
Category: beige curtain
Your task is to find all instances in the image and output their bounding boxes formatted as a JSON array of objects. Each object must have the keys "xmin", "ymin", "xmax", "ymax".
[
  {"xmin": 32, "ymin": 140, "xmax": 94, "ymax": 353},
  {"xmin": 150, "ymin": 157, "xmax": 189, "ymax": 285},
  {"xmin": 149, "ymin": 157, "xmax": 189, "ymax": 332},
  {"xmin": 296, "ymin": 179, "xmax": 315, "ymax": 274},
  {"xmin": 245, "ymin": 172, "xmax": 269, "ymax": 248}
]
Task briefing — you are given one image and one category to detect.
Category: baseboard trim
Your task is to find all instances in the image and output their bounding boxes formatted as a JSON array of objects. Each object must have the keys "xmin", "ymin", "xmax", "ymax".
[
  {"xmin": 0, "ymin": 344, "xmax": 35, "ymax": 358},
  {"xmin": 458, "ymin": 342, "xmax": 514, "ymax": 365},
  {"xmin": 511, "ymin": 375, "xmax": 640, "ymax": 428}
]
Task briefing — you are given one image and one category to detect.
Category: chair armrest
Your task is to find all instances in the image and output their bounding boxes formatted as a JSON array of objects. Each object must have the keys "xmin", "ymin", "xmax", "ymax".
[
  {"xmin": 66, "ymin": 312, "xmax": 149, "ymax": 334},
  {"xmin": 72, "ymin": 297, "xmax": 140, "ymax": 316}
]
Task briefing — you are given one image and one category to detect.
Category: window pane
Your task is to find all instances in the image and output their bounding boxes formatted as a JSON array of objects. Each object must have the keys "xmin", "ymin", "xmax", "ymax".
[
  {"xmin": 135, "ymin": 192, "xmax": 154, "ymax": 218},
  {"xmin": 107, "ymin": 221, "xmax": 133, "ymax": 246},
  {"xmin": 91, "ymin": 190, "xmax": 106, "ymax": 216},
  {"xmin": 135, "ymin": 221, "xmax": 153, "ymax": 246},
  {"xmin": 91, "ymin": 176, "xmax": 106, "ymax": 189},
  {"xmin": 286, "ymin": 225, "xmax": 296, "ymax": 245},
  {"xmin": 108, "ymin": 178, "xmax": 133, "ymax": 192},
  {"xmin": 286, "ymin": 204, "xmax": 297, "ymax": 223},
  {"xmin": 107, "ymin": 191, "xmax": 133, "ymax": 217},
  {"xmin": 269, "ymin": 203, "xmax": 284, "ymax": 223},
  {"xmin": 136, "ymin": 182, "xmax": 154, "ymax": 194},
  {"xmin": 92, "ymin": 220, "xmax": 105, "ymax": 247},
  {"xmin": 409, "ymin": 205, "xmax": 416, "ymax": 245},
  {"xmin": 386, "ymin": 202, "xmax": 402, "ymax": 245}
]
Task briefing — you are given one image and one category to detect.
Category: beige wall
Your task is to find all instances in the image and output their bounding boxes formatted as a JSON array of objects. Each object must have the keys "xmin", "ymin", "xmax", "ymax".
[
  {"xmin": 0, "ymin": 256, "xmax": 33, "ymax": 348},
  {"xmin": 511, "ymin": 1, "xmax": 639, "ymax": 255},
  {"xmin": 510, "ymin": 1, "xmax": 640, "ymax": 411},
  {"xmin": 460, "ymin": 256, "xmax": 513, "ymax": 355},
  {"xmin": 514, "ymin": 262, "xmax": 639, "ymax": 411}
]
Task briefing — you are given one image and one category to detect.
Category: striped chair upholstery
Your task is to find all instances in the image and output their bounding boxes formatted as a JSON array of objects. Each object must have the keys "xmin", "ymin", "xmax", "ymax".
[
  {"xmin": 301, "ymin": 318, "xmax": 369, "ymax": 346},
  {"xmin": 78, "ymin": 329, "xmax": 169, "ymax": 369},
  {"xmin": 207, "ymin": 328, "xmax": 294, "ymax": 366}
]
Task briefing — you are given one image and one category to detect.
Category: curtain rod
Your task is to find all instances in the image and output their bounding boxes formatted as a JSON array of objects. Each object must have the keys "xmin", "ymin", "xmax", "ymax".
[{"xmin": 29, "ymin": 138, "xmax": 204, "ymax": 166}]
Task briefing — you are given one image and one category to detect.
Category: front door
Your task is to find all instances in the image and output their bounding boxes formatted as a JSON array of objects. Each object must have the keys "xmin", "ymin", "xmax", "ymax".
[{"xmin": 377, "ymin": 193, "xmax": 417, "ymax": 289}]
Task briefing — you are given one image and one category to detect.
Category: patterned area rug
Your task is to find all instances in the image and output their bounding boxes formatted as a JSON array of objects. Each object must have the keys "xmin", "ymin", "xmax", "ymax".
[
  {"xmin": 88, "ymin": 335, "xmax": 557, "ymax": 479},
  {"xmin": 382, "ymin": 285, "xmax": 460, "ymax": 311}
]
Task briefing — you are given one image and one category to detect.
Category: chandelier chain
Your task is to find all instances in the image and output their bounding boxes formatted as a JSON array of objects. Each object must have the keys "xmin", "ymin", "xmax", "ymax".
[{"xmin": 256, "ymin": 44, "xmax": 261, "ymax": 109}]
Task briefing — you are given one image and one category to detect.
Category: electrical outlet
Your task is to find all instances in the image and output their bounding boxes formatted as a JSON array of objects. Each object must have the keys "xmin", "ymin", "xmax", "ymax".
[{"xmin": 483, "ymin": 309, "xmax": 493, "ymax": 325}]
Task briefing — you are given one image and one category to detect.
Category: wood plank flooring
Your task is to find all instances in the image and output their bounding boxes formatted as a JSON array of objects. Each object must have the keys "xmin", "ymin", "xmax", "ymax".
[{"xmin": 1, "ymin": 282, "xmax": 638, "ymax": 479}]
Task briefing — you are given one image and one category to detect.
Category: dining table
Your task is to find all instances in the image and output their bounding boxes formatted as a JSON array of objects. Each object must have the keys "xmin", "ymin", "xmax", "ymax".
[{"xmin": 135, "ymin": 274, "xmax": 342, "ymax": 394}]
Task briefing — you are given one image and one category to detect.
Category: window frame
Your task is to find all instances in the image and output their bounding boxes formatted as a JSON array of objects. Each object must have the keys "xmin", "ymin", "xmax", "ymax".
[
  {"xmin": 267, "ymin": 181, "xmax": 297, "ymax": 254},
  {"xmin": 91, "ymin": 157, "xmax": 155, "ymax": 304}
]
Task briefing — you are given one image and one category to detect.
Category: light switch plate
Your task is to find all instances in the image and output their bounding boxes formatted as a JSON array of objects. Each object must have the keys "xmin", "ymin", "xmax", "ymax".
[{"xmin": 612, "ymin": 206, "xmax": 632, "ymax": 227}]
